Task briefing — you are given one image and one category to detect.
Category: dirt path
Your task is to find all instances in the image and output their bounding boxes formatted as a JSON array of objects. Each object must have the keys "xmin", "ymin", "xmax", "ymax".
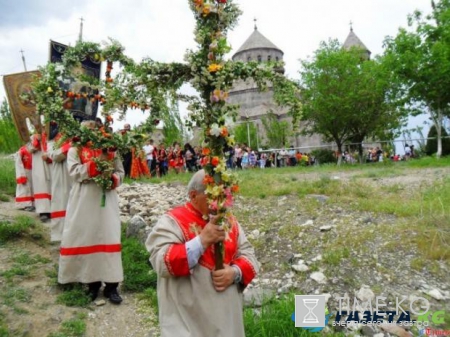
[{"xmin": 0, "ymin": 200, "xmax": 157, "ymax": 337}]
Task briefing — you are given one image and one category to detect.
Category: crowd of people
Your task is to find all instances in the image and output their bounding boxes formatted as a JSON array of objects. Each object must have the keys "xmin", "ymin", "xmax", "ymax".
[{"xmin": 138, "ymin": 143, "xmax": 318, "ymax": 177}]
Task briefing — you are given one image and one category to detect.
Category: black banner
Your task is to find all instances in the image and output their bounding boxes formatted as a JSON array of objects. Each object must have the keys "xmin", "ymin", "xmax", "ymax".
[{"xmin": 49, "ymin": 40, "xmax": 101, "ymax": 122}]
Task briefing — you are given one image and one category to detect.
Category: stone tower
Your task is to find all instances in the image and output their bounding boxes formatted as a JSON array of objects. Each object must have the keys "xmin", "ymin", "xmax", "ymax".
[
  {"xmin": 228, "ymin": 25, "xmax": 323, "ymax": 150},
  {"xmin": 343, "ymin": 26, "xmax": 371, "ymax": 60}
]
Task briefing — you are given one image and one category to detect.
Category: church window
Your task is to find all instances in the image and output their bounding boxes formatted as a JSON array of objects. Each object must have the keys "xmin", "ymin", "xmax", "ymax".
[
  {"xmin": 268, "ymin": 55, "xmax": 272, "ymax": 61},
  {"xmin": 257, "ymin": 55, "xmax": 262, "ymax": 62},
  {"xmin": 276, "ymin": 56, "xmax": 279, "ymax": 61},
  {"xmin": 247, "ymin": 56, "xmax": 251, "ymax": 62}
]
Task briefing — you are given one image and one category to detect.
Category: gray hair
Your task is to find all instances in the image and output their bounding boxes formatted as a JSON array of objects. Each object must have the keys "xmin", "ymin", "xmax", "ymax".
[{"xmin": 187, "ymin": 169, "xmax": 206, "ymax": 194}]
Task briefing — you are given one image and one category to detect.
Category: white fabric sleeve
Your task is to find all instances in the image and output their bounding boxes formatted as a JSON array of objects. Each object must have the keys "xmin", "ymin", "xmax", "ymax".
[{"xmin": 186, "ymin": 236, "xmax": 205, "ymax": 269}]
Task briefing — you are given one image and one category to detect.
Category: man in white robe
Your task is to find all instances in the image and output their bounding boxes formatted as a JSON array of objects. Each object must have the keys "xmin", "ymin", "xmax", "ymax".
[
  {"xmin": 146, "ymin": 170, "xmax": 259, "ymax": 337},
  {"xmin": 15, "ymin": 143, "xmax": 34, "ymax": 211},
  {"xmin": 58, "ymin": 132, "xmax": 125, "ymax": 304},
  {"xmin": 30, "ymin": 133, "xmax": 52, "ymax": 222},
  {"xmin": 48, "ymin": 136, "xmax": 72, "ymax": 242}
]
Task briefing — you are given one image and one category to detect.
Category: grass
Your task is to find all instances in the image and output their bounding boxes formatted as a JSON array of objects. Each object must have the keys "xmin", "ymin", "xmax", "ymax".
[
  {"xmin": 322, "ymin": 247, "xmax": 350, "ymax": 266},
  {"xmin": 48, "ymin": 312, "xmax": 87, "ymax": 337},
  {"xmin": 0, "ymin": 194, "xmax": 9, "ymax": 202},
  {"xmin": 0, "ymin": 216, "xmax": 36, "ymax": 244},
  {"xmin": 243, "ymin": 293, "xmax": 344, "ymax": 337},
  {"xmin": 121, "ymin": 227, "xmax": 158, "ymax": 292},
  {"xmin": 0, "ymin": 156, "xmax": 15, "ymax": 196},
  {"xmin": 56, "ymin": 285, "xmax": 91, "ymax": 308},
  {"xmin": 1, "ymin": 252, "xmax": 51, "ymax": 284}
]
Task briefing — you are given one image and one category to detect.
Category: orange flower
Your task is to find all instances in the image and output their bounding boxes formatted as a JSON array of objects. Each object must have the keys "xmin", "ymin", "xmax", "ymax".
[
  {"xmin": 193, "ymin": 0, "xmax": 203, "ymax": 5},
  {"xmin": 106, "ymin": 77, "xmax": 114, "ymax": 83},
  {"xmin": 202, "ymin": 147, "xmax": 211, "ymax": 156},
  {"xmin": 231, "ymin": 184, "xmax": 239, "ymax": 193},
  {"xmin": 203, "ymin": 175, "xmax": 215, "ymax": 185},
  {"xmin": 208, "ymin": 64, "xmax": 223, "ymax": 73},
  {"xmin": 211, "ymin": 156, "xmax": 220, "ymax": 166},
  {"xmin": 220, "ymin": 127, "xmax": 228, "ymax": 137},
  {"xmin": 202, "ymin": 4, "xmax": 211, "ymax": 15},
  {"xmin": 106, "ymin": 115, "xmax": 113, "ymax": 123},
  {"xmin": 200, "ymin": 157, "xmax": 209, "ymax": 166},
  {"xmin": 86, "ymin": 141, "xmax": 93, "ymax": 148}
]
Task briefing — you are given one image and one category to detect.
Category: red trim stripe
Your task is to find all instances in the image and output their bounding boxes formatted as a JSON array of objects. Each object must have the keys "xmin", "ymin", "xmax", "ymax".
[
  {"xmin": 60, "ymin": 244, "xmax": 121, "ymax": 256},
  {"xmin": 51, "ymin": 211, "xmax": 66, "ymax": 219},
  {"xmin": 16, "ymin": 177, "xmax": 27, "ymax": 184},
  {"xmin": 16, "ymin": 196, "xmax": 34, "ymax": 202},
  {"xmin": 34, "ymin": 193, "xmax": 52, "ymax": 200}
]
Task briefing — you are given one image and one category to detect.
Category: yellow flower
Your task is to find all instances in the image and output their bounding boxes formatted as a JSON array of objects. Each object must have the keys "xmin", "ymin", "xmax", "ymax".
[
  {"xmin": 227, "ymin": 135, "xmax": 235, "ymax": 146},
  {"xmin": 208, "ymin": 64, "xmax": 223, "ymax": 73},
  {"xmin": 206, "ymin": 185, "xmax": 223, "ymax": 197},
  {"xmin": 214, "ymin": 161, "xmax": 226, "ymax": 173},
  {"xmin": 221, "ymin": 171, "xmax": 231, "ymax": 183},
  {"xmin": 47, "ymin": 87, "xmax": 53, "ymax": 93}
]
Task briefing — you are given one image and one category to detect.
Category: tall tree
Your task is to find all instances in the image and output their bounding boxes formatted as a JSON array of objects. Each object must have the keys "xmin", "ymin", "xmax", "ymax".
[
  {"xmin": 383, "ymin": 0, "xmax": 450, "ymax": 157},
  {"xmin": 0, "ymin": 99, "xmax": 22, "ymax": 153},
  {"xmin": 0, "ymin": 99, "xmax": 12, "ymax": 120},
  {"xmin": 299, "ymin": 40, "xmax": 402, "ymax": 160},
  {"xmin": 261, "ymin": 111, "xmax": 292, "ymax": 148},
  {"xmin": 162, "ymin": 103, "xmax": 187, "ymax": 146},
  {"xmin": 232, "ymin": 122, "xmax": 257, "ymax": 148}
]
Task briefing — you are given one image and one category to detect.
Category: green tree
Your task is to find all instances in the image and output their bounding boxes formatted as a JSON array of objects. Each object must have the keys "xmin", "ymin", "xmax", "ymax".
[
  {"xmin": 383, "ymin": 0, "xmax": 450, "ymax": 158},
  {"xmin": 299, "ymin": 40, "xmax": 403, "ymax": 161},
  {"xmin": 261, "ymin": 112, "xmax": 292, "ymax": 148},
  {"xmin": 0, "ymin": 99, "xmax": 21, "ymax": 154},
  {"xmin": 232, "ymin": 122, "xmax": 257, "ymax": 148},
  {"xmin": 0, "ymin": 99, "xmax": 12, "ymax": 120},
  {"xmin": 162, "ymin": 103, "xmax": 186, "ymax": 146}
]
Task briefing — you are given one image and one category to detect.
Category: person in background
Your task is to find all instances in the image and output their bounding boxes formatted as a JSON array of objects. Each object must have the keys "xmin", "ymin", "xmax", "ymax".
[
  {"xmin": 143, "ymin": 139, "xmax": 155, "ymax": 175},
  {"xmin": 146, "ymin": 170, "xmax": 258, "ymax": 337},
  {"xmin": 15, "ymin": 142, "xmax": 34, "ymax": 211},
  {"xmin": 30, "ymin": 127, "xmax": 52, "ymax": 222},
  {"xmin": 184, "ymin": 143, "xmax": 197, "ymax": 172},
  {"xmin": 120, "ymin": 123, "xmax": 132, "ymax": 177},
  {"xmin": 48, "ymin": 129, "xmax": 72, "ymax": 242}
]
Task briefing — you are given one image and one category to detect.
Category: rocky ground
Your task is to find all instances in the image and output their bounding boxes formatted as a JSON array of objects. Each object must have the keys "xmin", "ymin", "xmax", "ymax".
[{"xmin": 0, "ymin": 166, "xmax": 449, "ymax": 336}]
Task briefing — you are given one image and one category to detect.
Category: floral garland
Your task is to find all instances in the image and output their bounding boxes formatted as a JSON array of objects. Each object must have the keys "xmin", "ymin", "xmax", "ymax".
[{"xmin": 31, "ymin": 0, "xmax": 302, "ymax": 267}]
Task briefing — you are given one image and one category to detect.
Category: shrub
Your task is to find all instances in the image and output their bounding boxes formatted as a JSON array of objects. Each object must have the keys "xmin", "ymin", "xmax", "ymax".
[
  {"xmin": 0, "ymin": 216, "xmax": 35, "ymax": 244},
  {"xmin": 0, "ymin": 157, "xmax": 15, "ymax": 195},
  {"xmin": 121, "ymin": 228, "xmax": 157, "ymax": 292},
  {"xmin": 311, "ymin": 149, "xmax": 336, "ymax": 165},
  {"xmin": 425, "ymin": 125, "xmax": 450, "ymax": 156}
]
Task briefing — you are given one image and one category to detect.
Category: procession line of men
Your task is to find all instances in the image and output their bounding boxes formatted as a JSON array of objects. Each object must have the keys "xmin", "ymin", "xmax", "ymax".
[{"xmin": 15, "ymin": 122, "xmax": 124, "ymax": 304}]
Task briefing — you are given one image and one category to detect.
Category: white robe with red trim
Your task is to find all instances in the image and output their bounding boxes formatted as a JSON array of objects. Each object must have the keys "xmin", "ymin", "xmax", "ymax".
[
  {"xmin": 58, "ymin": 147, "xmax": 124, "ymax": 284},
  {"xmin": 49, "ymin": 140, "xmax": 72, "ymax": 242},
  {"xmin": 146, "ymin": 204, "xmax": 259, "ymax": 337},
  {"xmin": 30, "ymin": 135, "xmax": 51, "ymax": 213},
  {"xmin": 15, "ymin": 145, "xmax": 34, "ymax": 208}
]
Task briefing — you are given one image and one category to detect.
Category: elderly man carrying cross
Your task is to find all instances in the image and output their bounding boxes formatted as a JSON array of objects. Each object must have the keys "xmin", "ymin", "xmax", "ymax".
[{"xmin": 146, "ymin": 169, "xmax": 258, "ymax": 337}]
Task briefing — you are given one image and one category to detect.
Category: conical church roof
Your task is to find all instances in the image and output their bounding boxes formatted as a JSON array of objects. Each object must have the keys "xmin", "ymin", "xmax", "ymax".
[
  {"xmin": 343, "ymin": 28, "xmax": 371, "ymax": 54},
  {"xmin": 233, "ymin": 27, "xmax": 283, "ymax": 57}
]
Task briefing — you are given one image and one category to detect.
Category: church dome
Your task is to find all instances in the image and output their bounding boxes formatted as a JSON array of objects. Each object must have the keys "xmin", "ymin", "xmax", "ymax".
[
  {"xmin": 343, "ymin": 28, "xmax": 371, "ymax": 60},
  {"xmin": 232, "ymin": 26, "xmax": 284, "ymax": 72}
]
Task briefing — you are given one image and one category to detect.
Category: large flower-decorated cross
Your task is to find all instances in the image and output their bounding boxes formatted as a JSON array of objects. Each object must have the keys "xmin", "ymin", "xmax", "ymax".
[{"xmin": 33, "ymin": 0, "xmax": 301, "ymax": 268}]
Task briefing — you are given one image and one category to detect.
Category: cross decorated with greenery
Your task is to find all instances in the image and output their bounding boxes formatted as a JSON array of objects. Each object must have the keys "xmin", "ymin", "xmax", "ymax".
[{"xmin": 32, "ymin": 0, "xmax": 301, "ymax": 269}]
